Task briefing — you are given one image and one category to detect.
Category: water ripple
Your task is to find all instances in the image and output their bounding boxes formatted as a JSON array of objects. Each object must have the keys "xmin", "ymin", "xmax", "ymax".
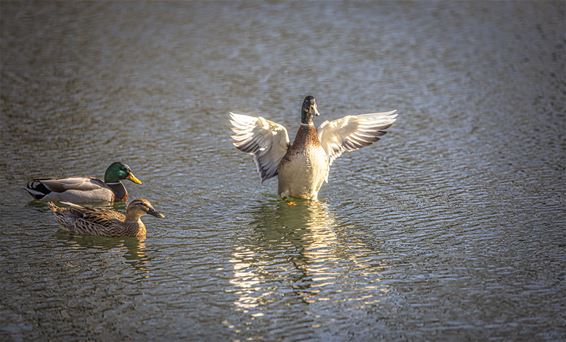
[{"xmin": 1, "ymin": 1, "xmax": 565, "ymax": 340}]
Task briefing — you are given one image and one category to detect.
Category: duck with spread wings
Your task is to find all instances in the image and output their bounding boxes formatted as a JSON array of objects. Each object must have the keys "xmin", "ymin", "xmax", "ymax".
[{"xmin": 229, "ymin": 96, "xmax": 397, "ymax": 200}]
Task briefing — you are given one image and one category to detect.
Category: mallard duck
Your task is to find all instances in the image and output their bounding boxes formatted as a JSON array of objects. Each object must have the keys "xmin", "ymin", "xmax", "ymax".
[
  {"xmin": 25, "ymin": 162, "xmax": 142, "ymax": 204},
  {"xmin": 48, "ymin": 198, "xmax": 164, "ymax": 238},
  {"xmin": 230, "ymin": 96, "xmax": 397, "ymax": 200}
]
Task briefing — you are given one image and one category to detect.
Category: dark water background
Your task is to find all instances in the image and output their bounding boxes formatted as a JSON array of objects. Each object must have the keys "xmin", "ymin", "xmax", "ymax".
[{"xmin": 1, "ymin": 1, "xmax": 565, "ymax": 340}]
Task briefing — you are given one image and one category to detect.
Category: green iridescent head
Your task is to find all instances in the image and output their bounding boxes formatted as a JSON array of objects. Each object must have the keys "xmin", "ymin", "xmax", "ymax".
[{"xmin": 104, "ymin": 162, "xmax": 142, "ymax": 184}]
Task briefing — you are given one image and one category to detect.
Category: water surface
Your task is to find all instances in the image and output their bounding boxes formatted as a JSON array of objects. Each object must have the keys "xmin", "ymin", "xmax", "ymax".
[{"xmin": 1, "ymin": 1, "xmax": 565, "ymax": 340}]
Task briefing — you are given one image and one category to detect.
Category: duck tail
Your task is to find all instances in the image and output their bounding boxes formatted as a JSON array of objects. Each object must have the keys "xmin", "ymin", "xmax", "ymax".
[
  {"xmin": 47, "ymin": 202, "xmax": 74, "ymax": 229},
  {"xmin": 47, "ymin": 201, "xmax": 59, "ymax": 212},
  {"xmin": 58, "ymin": 201, "xmax": 85, "ymax": 210},
  {"xmin": 48, "ymin": 201, "xmax": 84, "ymax": 212},
  {"xmin": 25, "ymin": 180, "xmax": 51, "ymax": 200}
]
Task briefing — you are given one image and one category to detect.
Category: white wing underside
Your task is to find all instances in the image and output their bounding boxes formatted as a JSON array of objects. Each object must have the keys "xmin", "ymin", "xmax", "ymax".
[
  {"xmin": 318, "ymin": 110, "xmax": 398, "ymax": 166},
  {"xmin": 229, "ymin": 112, "xmax": 290, "ymax": 183}
]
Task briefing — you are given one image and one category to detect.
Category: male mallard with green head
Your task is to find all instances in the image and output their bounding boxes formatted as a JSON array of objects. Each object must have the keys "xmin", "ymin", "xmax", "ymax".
[
  {"xmin": 48, "ymin": 198, "xmax": 164, "ymax": 238},
  {"xmin": 25, "ymin": 162, "xmax": 142, "ymax": 204},
  {"xmin": 230, "ymin": 96, "xmax": 397, "ymax": 200}
]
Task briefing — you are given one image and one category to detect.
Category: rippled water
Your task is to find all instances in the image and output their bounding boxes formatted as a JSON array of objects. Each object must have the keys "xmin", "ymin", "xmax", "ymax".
[{"xmin": 1, "ymin": 1, "xmax": 565, "ymax": 340}]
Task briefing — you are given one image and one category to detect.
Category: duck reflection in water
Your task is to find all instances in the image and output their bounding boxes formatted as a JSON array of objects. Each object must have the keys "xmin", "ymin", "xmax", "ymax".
[
  {"xmin": 228, "ymin": 199, "xmax": 388, "ymax": 312},
  {"xmin": 55, "ymin": 231, "xmax": 151, "ymax": 275}
]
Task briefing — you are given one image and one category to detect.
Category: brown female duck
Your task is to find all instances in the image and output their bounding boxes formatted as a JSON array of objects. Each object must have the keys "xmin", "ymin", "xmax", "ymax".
[{"xmin": 48, "ymin": 198, "xmax": 164, "ymax": 238}]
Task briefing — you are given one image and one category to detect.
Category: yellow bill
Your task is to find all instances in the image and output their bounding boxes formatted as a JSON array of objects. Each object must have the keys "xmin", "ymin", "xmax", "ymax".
[{"xmin": 127, "ymin": 172, "xmax": 143, "ymax": 184}]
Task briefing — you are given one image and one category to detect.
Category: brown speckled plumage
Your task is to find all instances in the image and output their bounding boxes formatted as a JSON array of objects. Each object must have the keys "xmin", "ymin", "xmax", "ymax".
[
  {"xmin": 48, "ymin": 198, "xmax": 164, "ymax": 238},
  {"xmin": 293, "ymin": 125, "xmax": 321, "ymax": 148},
  {"xmin": 278, "ymin": 124, "xmax": 329, "ymax": 200}
]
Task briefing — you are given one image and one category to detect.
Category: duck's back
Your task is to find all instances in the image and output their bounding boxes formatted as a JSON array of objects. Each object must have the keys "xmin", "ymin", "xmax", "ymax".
[
  {"xmin": 278, "ymin": 125, "xmax": 329, "ymax": 200},
  {"xmin": 50, "ymin": 204, "xmax": 144, "ymax": 237}
]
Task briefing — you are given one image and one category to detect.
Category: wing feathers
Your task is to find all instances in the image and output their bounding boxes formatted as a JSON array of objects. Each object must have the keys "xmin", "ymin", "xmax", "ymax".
[
  {"xmin": 318, "ymin": 110, "xmax": 397, "ymax": 165},
  {"xmin": 229, "ymin": 112, "xmax": 290, "ymax": 183},
  {"xmin": 38, "ymin": 177, "xmax": 103, "ymax": 192}
]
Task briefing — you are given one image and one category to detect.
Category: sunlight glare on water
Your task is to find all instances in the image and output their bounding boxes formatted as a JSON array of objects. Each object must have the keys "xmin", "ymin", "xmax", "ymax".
[{"xmin": 0, "ymin": 1, "xmax": 565, "ymax": 340}]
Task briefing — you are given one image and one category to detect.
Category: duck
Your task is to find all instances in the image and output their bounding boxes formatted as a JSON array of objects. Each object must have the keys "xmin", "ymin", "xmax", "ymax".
[
  {"xmin": 48, "ymin": 198, "xmax": 165, "ymax": 238},
  {"xmin": 229, "ymin": 96, "xmax": 397, "ymax": 200},
  {"xmin": 25, "ymin": 162, "xmax": 142, "ymax": 204}
]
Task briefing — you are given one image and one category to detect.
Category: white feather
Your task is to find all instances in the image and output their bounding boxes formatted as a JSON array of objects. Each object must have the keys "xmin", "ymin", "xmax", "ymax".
[
  {"xmin": 229, "ymin": 112, "xmax": 290, "ymax": 183},
  {"xmin": 318, "ymin": 110, "xmax": 398, "ymax": 165}
]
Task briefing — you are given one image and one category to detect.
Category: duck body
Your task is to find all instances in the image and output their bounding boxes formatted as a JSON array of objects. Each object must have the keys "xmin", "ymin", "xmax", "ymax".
[
  {"xmin": 49, "ymin": 202, "xmax": 140, "ymax": 237},
  {"xmin": 48, "ymin": 198, "xmax": 164, "ymax": 238},
  {"xmin": 230, "ymin": 96, "xmax": 397, "ymax": 200},
  {"xmin": 278, "ymin": 125, "xmax": 329, "ymax": 200},
  {"xmin": 25, "ymin": 162, "xmax": 142, "ymax": 204},
  {"xmin": 27, "ymin": 178, "xmax": 127, "ymax": 203}
]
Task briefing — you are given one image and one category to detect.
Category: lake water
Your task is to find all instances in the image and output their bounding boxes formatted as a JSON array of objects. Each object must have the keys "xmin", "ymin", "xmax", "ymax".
[{"xmin": 1, "ymin": 1, "xmax": 565, "ymax": 340}]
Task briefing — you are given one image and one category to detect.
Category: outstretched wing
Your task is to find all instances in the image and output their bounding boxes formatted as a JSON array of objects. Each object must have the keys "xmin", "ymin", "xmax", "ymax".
[
  {"xmin": 318, "ymin": 110, "xmax": 398, "ymax": 165},
  {"xmin": 229, "ymin": 112, "xmax": 290, "ymax": 183}
]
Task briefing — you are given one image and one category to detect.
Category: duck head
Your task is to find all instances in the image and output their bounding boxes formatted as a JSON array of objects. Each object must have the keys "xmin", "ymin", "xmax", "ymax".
[
  {"xmin": 104, "ymin": 162, "xmax": 142, "ymax": 184},
  {"xmin": 126, "ymin": 198, "xmax": 165, "ymax": 221},
  {"xmin": 301, "ymin": 95, "xmax": 320, "ymax": 125}
]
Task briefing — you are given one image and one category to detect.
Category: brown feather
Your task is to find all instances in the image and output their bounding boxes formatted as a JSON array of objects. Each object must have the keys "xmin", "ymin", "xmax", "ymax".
[{"xmin": 48, "ymin": 199, "xmax": 162, "ymax": 238}]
